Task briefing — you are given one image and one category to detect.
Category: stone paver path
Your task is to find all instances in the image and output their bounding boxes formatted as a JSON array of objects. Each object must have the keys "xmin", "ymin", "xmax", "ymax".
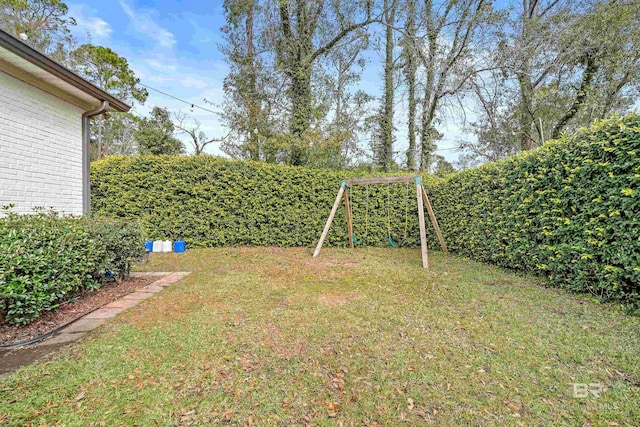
[
  {"xmin": 0, "ymin": 271, "xmax": 190, "ymax": 377},
  {"xmin": 36, "ymin": 272, "xmax": 190, "ymax": 348}
]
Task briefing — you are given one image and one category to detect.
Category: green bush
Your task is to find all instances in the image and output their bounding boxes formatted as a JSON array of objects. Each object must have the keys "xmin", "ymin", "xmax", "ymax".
[
  {"xmin": 0, "ymin": 210, "xmax": 145, "ymax": 325},
  {"xmin": 90, "ymin": 217, "xmax": 145, "ymax": 282},
  {"xmin": 91, "ymin": 157, "xmax": 440, "ymax": 248},
  {"xmin": 429, "ymin": 115, "xmax": 640, "ymax": 311}
]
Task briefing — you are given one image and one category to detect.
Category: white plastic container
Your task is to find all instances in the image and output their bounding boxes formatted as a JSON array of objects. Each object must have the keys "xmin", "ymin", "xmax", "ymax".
[
  {"xmin": 152, "ymin": 240, "xmax": 163, "ymax": 253},
  {"xmin": 162, "ymin": 240, "xmax": 173, "ymax": 253}
]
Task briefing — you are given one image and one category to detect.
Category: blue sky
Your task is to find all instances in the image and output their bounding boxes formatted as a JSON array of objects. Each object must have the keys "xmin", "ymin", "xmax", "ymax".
[{"xmin": 67, "ymin": 0, "xmax": 466, "ymax": 162}]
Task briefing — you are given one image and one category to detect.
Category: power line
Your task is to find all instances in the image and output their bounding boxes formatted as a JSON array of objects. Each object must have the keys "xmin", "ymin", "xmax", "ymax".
[
  {"xmin": 137, "ymin": 83, "xmax": 218, "ymax": 115},
  {"xmin": 137, "ymin": 82, "xmax": 465, "ymax": 155}
]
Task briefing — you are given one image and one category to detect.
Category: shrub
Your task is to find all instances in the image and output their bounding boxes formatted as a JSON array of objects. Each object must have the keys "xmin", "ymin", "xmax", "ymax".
[
  {"xmin": 429, "ymin": 115, "xmax": 640, "ymax": 311},
  {"xmin": 0, "ymin": 210, "xmax": 145, "ymax": 325},
  {"xmin": 90, "ymin": 217, "xmax": 145, "ymax": 282},
  {"xmin": 91, "ymin": 157, "xmax": 441, "ymax": 248}
]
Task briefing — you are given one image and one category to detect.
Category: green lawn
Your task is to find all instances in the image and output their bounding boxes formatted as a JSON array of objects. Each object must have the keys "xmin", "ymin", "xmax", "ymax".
[{"xmin": 1, "ymin": 248, "xmax": 639, "ymax": 426}]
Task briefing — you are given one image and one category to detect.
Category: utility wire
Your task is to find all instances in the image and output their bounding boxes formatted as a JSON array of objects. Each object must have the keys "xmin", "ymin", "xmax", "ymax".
[
  {"xmin": 138, "ymin": 82, "xmax": 464, "ymax": 155},
  {"xmin": 137, "ymin": 83, "xmax": 218, "ymax": 114},
  {"xmin": 434, "ymin": 146, "xmax": 461, "ymax": 152}
]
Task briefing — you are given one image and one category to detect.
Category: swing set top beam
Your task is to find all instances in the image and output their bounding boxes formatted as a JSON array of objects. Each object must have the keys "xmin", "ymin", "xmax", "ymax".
[{"xmin": 345, "ymin": 176, "xmax": 418, "ymax": 186}]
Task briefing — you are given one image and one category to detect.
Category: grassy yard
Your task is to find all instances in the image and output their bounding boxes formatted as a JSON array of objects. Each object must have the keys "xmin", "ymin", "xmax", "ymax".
[{"xmin": 1, "ymin": 248, "xmax": 639, "ymax": 426}]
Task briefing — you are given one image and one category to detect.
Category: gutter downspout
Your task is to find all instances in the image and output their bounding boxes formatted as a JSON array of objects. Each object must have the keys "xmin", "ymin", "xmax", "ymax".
[{"xmin": 82, "ymin": 101, "xmax": 109, "ymax": 215}]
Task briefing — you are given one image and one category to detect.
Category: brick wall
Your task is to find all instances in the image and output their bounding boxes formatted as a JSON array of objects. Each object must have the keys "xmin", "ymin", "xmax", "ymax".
[{"xmin": 0, "ymin": 71, "xmax": 84, "ymax": 216}]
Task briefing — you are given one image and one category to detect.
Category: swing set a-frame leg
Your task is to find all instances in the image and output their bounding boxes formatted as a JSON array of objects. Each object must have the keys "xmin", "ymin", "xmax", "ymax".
[
  {"xmin": 421, "ymin": 187, "xmax": 448, "ymax": 253},
  {"xmin": 415, "ymin": 177, "xmax": 429, "ymax": 269},
  {"xmin": 344, "ymin": 188, "xmax": 354, "ymax": 248},
  {"xmin": 313, "ymin": 181, "xmax": 346, "ymax": 258}
]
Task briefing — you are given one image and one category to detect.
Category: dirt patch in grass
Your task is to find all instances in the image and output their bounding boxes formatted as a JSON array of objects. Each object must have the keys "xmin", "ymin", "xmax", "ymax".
[
  {"xmin": 257, "ymin": 322, "xmax": 310, "ymax": 361},
  {"xmin": 317, "ymin": 291, "xmax": 359, "ymax": 307},
  {"xmin": 304, "ymin": 257, "xmax": 361, "ymax": 269},
  {"xmin": 0, "ymin": 276, "xmax": 157, "ymax": 346}
]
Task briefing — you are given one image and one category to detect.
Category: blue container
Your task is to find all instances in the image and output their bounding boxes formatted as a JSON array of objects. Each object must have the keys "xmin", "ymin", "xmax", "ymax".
[
  {"xmin": 174, "ymin": 240, "xmax": 186, "ymax": 253},
  {"xmin": 144, "ymin": 240, "xmax": 153, "ymax": 252}
]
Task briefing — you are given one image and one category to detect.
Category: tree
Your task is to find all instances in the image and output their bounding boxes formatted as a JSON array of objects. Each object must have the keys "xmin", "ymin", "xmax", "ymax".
[
  {"xmin": 70, "ymin": 44, "xmax": 147, "ymax": 104},
  {"xmin": 414, "ymin": 0, "xmax": 495, "ymax": 171},
  {"xmin": 375, "ymin": 0, "xmax": 398, "ymax": 171},
  {"xmin": 549, "ymin": 0, "xmax": 640, "ymax": 138},
  {"xmin": 274, "ymin": 0, "xmax": 378, "ymax": 164},
  {"xmin": 467, "ymin": 0, "xmax": 640, "ymax": 160},
  {"xmin": 400, "ymin": 0, "xmax": 418, "ymax": 170},
  {"xmin": 70, "ymin": 44, "xmax": 148, "ymax": 160},
  {"xmin": 431, "ymin": 154, "xmax": 456, "ymax": 176},
  {"xmin": 219, "ymin": 0, "xmax": 282, "ymax": 161},
  {"xmin": 174, "ymin": 112, "xmax": 229, "ymax": 155},
  {"xmin": 135, "ymin": 107, "xmax": 184, "ymax": 155},
  {"xmin": 458, "ymin": 72, "xmax": 521, "ymax": 164},
  {"xmin": 0, "ymin": 0, "xmax": 75, "ymax": 60},
  {"xmin": 100, "ymin": 113, "xmax": 139, "ymax": 157}
]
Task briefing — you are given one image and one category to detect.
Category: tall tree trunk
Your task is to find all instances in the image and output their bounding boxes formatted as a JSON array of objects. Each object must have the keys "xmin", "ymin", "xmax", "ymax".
[
  {"xmin": 552, "ymin": 51, "xmax": 598, "ymax": 139},
  {"xmin": 245, "ymin": 0, "xmax": 260, "ymax": 161},
  {"xmin": 380, "ymin": 0, "xmax": 397, "ymax": 171},
  {"xmin": 277, "ymin": 0, "xmax": 375, "ymax": 156},
  {"xmin": 403, "ymin": 0, "xmax": 417, "ymax": 171},
  {"xmin": 419, "ymin": 14, "xmax": 437, "ymax": 171},
  {"xmin": 517, "ymin": 0, "xmax": 541, "ymax": 151},
  {"xmin": 289, "ymin": 65, "xmax": 312, "ymax": 165},
  {"xmin": 517, "ymin": 72, "xmax": 536, "ymax": 150}
]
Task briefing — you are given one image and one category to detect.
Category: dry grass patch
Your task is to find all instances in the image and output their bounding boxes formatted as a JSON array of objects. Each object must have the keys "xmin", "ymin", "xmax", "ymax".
[{"xmin": 317, "ymin": 291, "xmax": 359, "ymax": 307}]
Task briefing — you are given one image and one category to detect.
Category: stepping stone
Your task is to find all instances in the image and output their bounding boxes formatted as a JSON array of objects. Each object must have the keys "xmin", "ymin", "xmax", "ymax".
[
  {"xmin": 121, "ymin": 291, "xmax": 154, "ymax": 301},
  {"xmin": 141, "ymin": 284, "xmax": 164, "ymax": 293},
  {"xmin": 102, "ymin": 298, "xmax": 140, "ymax": 310},
  {"xmin": 40, "ymin": 333, "xmax": 79, "ymax": 346},
  {"xmin": 84, "ymin": 307, "xmax": 124, "ymax": 319},
  {"xmin": 62, "ymin": 318, "xmax": 107, "ymax": 334}
]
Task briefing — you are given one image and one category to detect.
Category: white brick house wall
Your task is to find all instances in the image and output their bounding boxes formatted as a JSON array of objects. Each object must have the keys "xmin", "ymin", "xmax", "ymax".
[{"xmin": 0, "ymin": 71, "xmax": 84, "ymax": 216}]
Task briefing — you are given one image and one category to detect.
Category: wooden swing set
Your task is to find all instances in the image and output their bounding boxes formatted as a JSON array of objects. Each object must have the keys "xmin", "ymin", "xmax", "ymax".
[{"xmin": 313, "ymin": 176, "xmax": 447, "ymax": 269}]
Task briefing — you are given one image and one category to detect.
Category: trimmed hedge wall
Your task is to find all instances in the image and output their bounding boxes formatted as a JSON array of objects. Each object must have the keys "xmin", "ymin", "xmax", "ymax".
[
  {"xmin": 429, "ymin": 115, "xmax": 639, "ymax": 310},
  {"xmin": 91, "ymin": 115, "xmax": 639, "ymax": 309},
  {"xmin": 91, "ymin": 157, "xmax": 440, "ymax": 248}
]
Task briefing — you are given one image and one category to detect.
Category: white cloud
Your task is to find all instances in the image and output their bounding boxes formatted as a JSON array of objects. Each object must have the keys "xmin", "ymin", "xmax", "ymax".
[
  {"xmin": 180, "ymin": 76, "xmax": 209, "ymax": 90},
  {"xmin": 119, "ymin": 0, "xmax": 176, "ymax": 49},
  {"xmin": 145, "ymin": 58, "xmax": 177, "ymax": 71},
  {"xmin": 68, "ymin": 4, "xmax": 112, "ymax": 43}
]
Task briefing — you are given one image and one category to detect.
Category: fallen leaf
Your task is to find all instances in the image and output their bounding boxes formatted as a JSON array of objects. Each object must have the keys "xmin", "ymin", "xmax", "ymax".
[
  {"xmin": 74, "ymin": 391, "xmax": 85, "ymax": 402},
  {"xmin": 326, "ymin": 401, "xmax": 338, "ymax": 418}
]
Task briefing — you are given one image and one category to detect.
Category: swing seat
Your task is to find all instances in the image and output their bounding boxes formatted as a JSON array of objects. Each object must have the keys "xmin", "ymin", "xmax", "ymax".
[{"xmin": 388, "ymin": 236, "xmax": 398, "ymax": 248}]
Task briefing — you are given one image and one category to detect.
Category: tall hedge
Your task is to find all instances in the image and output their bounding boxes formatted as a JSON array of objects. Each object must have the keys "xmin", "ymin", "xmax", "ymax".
[
  {"xmin": 91, "ymin": 115, "xmax": 639, "ymax": 309},
  {"xmin": 428, "ymin": 115, "xmax": 639, "ymax": 310},
  {"xmin": 91, "ymin": 157, "xmax": 441, "ymax": 248}
]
